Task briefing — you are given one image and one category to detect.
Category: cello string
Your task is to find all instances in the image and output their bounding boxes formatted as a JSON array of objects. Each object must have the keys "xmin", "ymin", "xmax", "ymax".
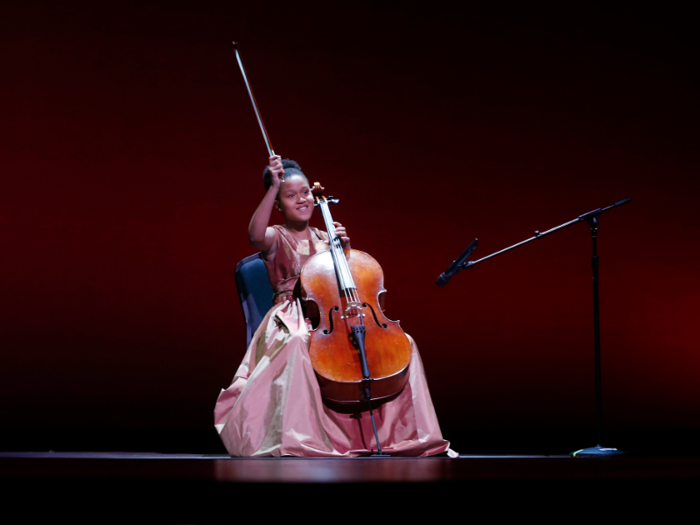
[
  {"xmin": 323, "ymin": 202, "xmax": 355, "ymax": 290},
  {"xmin": 320, "ymin": 197, "xmax": 356, "ymax": 293},
  {"xmin": 317, "ymin": 192, "xmax": 364, "ymax": 323},
  {"xmin": 320, "ymin": 199, "xmax": 345, "ymax": 290}
]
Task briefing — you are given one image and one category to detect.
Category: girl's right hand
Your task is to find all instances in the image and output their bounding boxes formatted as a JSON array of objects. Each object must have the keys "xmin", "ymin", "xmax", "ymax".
[{"xmin": 268, "ymin": 155, "xmax": 284, "ymax": 189}]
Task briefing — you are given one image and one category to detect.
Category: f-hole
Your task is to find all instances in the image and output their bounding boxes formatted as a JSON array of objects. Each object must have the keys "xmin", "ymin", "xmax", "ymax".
[
  {"xmin": 363, "ymin": 302, "xmax": 388, "ymax": 329},
  {"xmin": 323, "ymin": 306, "xmax": 340, "ymax": 335}
]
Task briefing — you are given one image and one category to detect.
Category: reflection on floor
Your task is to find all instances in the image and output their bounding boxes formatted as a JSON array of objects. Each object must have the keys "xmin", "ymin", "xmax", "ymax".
[{"xmin": 2, "ymin": 451, "xmax": 699, "ymax": 519}]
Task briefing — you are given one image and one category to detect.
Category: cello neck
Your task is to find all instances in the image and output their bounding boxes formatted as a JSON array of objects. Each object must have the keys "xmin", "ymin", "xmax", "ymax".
[{"xmin": 313, "ymin": 183, "xmax": 357, "ymax": 294}]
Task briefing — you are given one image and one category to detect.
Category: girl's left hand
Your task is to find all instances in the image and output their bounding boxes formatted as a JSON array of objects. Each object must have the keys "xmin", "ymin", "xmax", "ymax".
[{"xmin": 328, "ymin": 221, "xmax": 351, "ymax": 249}]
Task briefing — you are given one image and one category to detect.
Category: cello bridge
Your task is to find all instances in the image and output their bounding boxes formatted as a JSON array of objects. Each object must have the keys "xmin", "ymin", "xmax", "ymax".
[{"xmin": 341, "ymin": 301, "xmax": 364, "ymax": 319}]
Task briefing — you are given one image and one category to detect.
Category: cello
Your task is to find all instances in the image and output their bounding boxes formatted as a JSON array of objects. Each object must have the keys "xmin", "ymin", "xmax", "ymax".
[{"xmin": 300, "ymin": 183, "xmax": 413, "ymax": 405}]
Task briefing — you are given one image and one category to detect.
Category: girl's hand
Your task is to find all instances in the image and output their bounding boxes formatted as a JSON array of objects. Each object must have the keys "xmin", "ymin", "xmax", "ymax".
[
  {"xmin": 268, "ymin": 155, "xmax": 284, "ymax": 189},
  {"xmin": 328, "ymin": 221, "xmax": 351, "ymax": 249}
]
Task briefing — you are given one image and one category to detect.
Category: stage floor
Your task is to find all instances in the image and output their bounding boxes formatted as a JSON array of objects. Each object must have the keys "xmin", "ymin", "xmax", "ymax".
[{"xmin": 2, "ymin": 452, "xmax": 699, "ymax": 520}]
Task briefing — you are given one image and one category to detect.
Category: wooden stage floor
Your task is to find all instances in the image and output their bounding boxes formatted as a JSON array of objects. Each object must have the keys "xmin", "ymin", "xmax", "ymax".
[{"xmin": 2, "ymin": 452, "xmax": 699, "ymax": 520}]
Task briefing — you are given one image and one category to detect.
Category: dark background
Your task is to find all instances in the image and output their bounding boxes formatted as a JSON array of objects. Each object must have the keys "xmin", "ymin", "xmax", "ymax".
[{"xmin": 1, "ymin": 1, "xmax": 698, "ymax": 454}]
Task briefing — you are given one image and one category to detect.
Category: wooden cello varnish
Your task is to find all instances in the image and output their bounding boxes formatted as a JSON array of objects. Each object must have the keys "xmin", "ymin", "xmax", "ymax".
[{"xmin": 300, "ymin": 183, "xmax": 413, "ymax": 404}]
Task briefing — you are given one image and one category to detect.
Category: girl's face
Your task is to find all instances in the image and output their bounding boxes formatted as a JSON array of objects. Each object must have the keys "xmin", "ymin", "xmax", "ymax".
[{"xmin": 276, "ymin": 174, "xmax": 314, "ymax": 223}]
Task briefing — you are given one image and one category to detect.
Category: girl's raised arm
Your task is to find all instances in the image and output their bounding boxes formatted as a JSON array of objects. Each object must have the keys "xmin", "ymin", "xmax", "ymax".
[{"xmin": 248, "ymin": 155, "xmax": 284, "ymax": 254}]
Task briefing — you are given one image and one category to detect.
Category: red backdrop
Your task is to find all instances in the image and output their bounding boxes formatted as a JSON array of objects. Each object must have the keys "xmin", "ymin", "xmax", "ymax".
[{"xmin": 1, "ymin": 1, "xmax": 698, "ymax": 451}]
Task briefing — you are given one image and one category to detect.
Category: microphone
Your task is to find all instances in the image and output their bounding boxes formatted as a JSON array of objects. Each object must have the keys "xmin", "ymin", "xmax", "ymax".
[{"xmin": 436, "ymin": 239, "xmax": 478, "ymax": 288}]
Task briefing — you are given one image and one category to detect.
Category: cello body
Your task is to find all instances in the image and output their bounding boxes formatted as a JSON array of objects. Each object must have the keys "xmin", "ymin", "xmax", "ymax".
[{"xmin": 300, "ymin": 247, "xmax": 413, "ymax": 403}]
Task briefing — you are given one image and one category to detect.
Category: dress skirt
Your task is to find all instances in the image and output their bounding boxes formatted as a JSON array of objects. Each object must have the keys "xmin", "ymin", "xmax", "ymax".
[{"xmin": 214, "ymin": 299, "xmax": 454, "ymax": 457}]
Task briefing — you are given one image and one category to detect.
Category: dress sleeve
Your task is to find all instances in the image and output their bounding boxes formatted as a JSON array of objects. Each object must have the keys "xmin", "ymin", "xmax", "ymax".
[
  {"xmin": 311, "ymin": 227, "xmax": 329, "ymax": 253},
  {"xmin": 261, "ymin": 225, "xmax": 283, "ymax": 262}
]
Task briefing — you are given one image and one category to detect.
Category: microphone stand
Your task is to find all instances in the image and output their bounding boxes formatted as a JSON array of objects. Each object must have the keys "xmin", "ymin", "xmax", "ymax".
[{"xmin": 440, "ymin": 197, "xmax": 631, "ymax": 457}]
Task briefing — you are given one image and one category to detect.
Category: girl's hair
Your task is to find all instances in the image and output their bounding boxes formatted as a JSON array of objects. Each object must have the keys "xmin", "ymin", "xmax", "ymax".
[{"xmin": 263, "ymin": 159, "xmax": 307, "ymax": 191}]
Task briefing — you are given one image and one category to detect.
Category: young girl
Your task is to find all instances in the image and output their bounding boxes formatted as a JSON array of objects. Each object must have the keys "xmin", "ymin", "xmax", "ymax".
[{"xmin": 214, "ymin": 155, "xmax": 455, "ymax": 457}]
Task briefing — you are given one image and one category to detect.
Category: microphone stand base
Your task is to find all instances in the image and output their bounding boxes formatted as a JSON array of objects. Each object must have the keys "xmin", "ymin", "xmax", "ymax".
[{"xmin": 571, "ymin": 445, "xmax": 626, "ymax": 458}]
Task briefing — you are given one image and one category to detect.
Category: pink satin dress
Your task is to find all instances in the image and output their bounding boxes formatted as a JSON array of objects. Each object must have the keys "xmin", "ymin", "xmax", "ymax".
[{"xmin": 214, "ymin": 225, "xmax": 454, "ymax": 457}]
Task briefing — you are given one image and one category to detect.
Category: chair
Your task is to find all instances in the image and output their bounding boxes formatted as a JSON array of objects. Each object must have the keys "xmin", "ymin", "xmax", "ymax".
[{"xmin": 234, "ymin": 253, "xmax": 274, "ymax": 348}]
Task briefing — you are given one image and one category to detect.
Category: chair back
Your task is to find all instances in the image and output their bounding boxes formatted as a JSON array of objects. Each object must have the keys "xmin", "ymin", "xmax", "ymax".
[{"xmin": 234, "ymin": 253, "xmax": 274, "ymax": 348}]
